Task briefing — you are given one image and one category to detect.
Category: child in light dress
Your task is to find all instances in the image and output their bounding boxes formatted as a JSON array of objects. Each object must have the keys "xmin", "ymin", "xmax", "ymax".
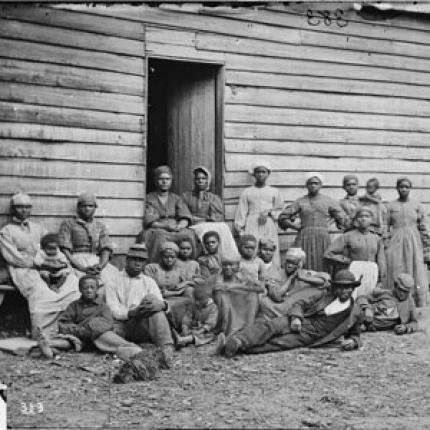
[
  {"xmin": 177, "ymin": 238, "xmax": 201, "ymax": 280},
  {"xmin": 238, "ymin": 235, "xmax": 265, "ymax": 283}
]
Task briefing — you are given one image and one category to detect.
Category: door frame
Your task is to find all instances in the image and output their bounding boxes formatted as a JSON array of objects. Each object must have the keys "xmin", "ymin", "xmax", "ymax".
[{"xmin": 145, "ymin": 55, "xmax": 225, "ymax": 198}]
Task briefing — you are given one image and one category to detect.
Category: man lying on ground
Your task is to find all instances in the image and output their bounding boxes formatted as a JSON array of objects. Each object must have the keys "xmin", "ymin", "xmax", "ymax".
[
  {"xmin": 217, "ymin": 269, "xmax": 362, "ymax": 357},
  {"xmin": 357, "ymin": 273, "xmax": 418, "ymax": 335}
]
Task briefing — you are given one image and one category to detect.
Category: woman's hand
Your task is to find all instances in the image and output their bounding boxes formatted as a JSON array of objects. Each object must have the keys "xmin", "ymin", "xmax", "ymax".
[{"xmin": 258, "ymin": 210, "xmax": 270, "ymax": 226}]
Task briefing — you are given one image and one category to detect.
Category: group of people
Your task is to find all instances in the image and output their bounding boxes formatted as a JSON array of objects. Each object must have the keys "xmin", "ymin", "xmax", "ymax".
[{"xmin": 0, "ymin": 163, "xmax": 427, "ymax": 381}]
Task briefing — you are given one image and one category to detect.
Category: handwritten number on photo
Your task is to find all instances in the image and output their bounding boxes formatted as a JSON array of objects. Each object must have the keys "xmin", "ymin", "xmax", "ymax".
[{"xmin": 307, "ymin": 9, "xmax": 348, "ymax": 27}]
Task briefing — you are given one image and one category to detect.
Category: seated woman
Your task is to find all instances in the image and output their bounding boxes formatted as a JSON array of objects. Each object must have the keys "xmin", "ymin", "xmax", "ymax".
[
  {"xmin": 0, "ymin": 193, "xmax": 80, "ymax": 338},
  {"xmin": 324, "ymin": 207, "xmax": 387, "ymax": 298},
  {"xmin": 260, "ymin": 248, "xmax": 330, "ymax": 319},
  {"xmin": 181, "ymin": 166, "xmax": 238, "ymax": 258},
  {"xmin": 145, "ymin": 242, "xmax": 194, "ymax": 330},
  {"xmin": 139, "ymin": 166, "xmax": 196, "ymax": 263},
  {"xmin": 58, "ymin": 192, "xmax": 119, "ymax": 296}
]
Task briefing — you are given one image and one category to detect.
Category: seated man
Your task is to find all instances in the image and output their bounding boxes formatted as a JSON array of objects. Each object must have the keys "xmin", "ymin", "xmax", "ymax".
[
  {"xmin": 54, "ymin": 274, "xmax": 142, "ymax": 360},
  {"xmin": 357, "ymin": 273, "xmax": 418, "ymax": 335},
  {"xmin": 105, "ymin": 244, "xmax": 174, "ymax": 365},
  {"xmin": 217, "ymin": 269, "xmax": 362, "ymax": 357},
  {"xmin": 260, "ymin": 248, "xmax": 330, "ymax": 318}
]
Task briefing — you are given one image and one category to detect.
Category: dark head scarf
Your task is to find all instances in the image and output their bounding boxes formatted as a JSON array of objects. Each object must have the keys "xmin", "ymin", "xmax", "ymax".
[
  {"xmin": 396, "ymin": 177, "xmax": 412, "ymax": 188},
  {"xmin": 152, "ymin": 165, "xmax": 172, "ymax": 182}
]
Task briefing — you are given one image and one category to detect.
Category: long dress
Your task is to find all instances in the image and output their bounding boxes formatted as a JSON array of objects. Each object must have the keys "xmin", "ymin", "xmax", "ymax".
[
  {"xmin": 141, "ymin": 192, "xmax": 196, "ymax": 262},
  {"xmin": 339, "ymin": 195, "xmax": 361, "ymax": 231},
  {"xmin": 0, "ymin": 218, "xmax": 80, "ymax": 338},
  {"xmin": 385, "ymin": 199, "xmax": 430, "ymax": 307},
  {"xmin": 278, "ymin": 194, "xmax": 346, "ymax": 272},
  {"xmin": 181, "ymin": 190, "xmax": 238, "ymax": 258},
  {"xmin": 324, "ymin": 229, "xmax": 387, "ymax": 298},
  {"xmin": 234, "ymin": 185, "xmax": 283, "ymax": 266}
]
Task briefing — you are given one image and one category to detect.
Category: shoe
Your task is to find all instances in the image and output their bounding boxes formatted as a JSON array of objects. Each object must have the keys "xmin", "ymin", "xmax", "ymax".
[
  {"xmin": 215, "ymin": 332, "xmax": 226, "ymax": 355},
  {"xmin": 224, "ymin": 336, "xmax": 242, "ymax": 358},
  {"xmin": 159, "ymin": 344, "xmax": 174, "ymax": 369}
]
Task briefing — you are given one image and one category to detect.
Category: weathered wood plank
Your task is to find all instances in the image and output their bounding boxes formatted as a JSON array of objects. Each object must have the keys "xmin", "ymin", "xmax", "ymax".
[
  {"xmin": 0, "ymin": 38, "xmax": 144, "ymax": 75},
  {"xmin": 0, "ymin": 176, "xmax": 144, "ymax": 199},
  {"xmin": 196, "ymin": 33, "xmax": 430, "ymax": 73},
  {"xmin": 0, "ymin": 102, "xmax": 143, "ymax": 133},
  {"xmin": 225, "ymin": 53, "xmax": 430, "ymax": 86},
  {"xmin": 226, "ymin": 87, "xmax": 430, "ymax": 119},
  {"xmin": 225, "ymin": 139, "xmax": 430, "ymax": 160},
  {"xmin": 0, "ymin": 158, "xmax": 144, "ymax": 181},
  {"xmin": 226, "ymin": 153, "xmax": 430, "ymax": 175},
  {"xmin": 0, "ymin": 123, "xmax": 143, "ymax": 146},
  {"xmin": 0, "ymin": 5, "xmax": 145, "ymax": 40},
  {"xmin": 225, "ymin": 123, "xmax": 430, "ymax": 147},
  {"xmin": 226, "ymin": 71, "xmax": 430, "ymax": 101},
  {"xmin": 0, "ymin": 18, "xmax": 144, "ymax": 57},
  {"xmin": 225, "ymin": 170, "xmax": 430, "ymax": 189},
  {"xmin": 226, "ymin": 105, "xmax": 430, "ymax": 134},
  {"xmin": 0, "ymin": 140, "xmax": 144, "ymax": 164},
  {"xmin": 0, "ymin": 83, "xmax": 144, "ymax": 115},
  {"xmin": 0, "ymin": 59, "xmax": 145, "ymax": 96}
]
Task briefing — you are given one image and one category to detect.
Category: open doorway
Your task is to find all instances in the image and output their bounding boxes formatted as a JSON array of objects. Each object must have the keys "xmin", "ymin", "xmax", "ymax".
[{"xmin": 146, "ymin": 58, "xmax": 224, "ymax": 196}]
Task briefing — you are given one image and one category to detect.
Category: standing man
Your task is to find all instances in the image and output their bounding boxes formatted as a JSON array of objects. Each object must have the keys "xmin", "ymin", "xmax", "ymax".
[{"xmin": 105, "ymin": 244, "xmax": 175, "ymax": 365}]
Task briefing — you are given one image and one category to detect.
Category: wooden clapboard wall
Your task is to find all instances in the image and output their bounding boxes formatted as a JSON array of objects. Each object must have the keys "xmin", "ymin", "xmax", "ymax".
[
  {"xmin": 0, "ymin": 4, "xmax": 146, "ymax": 255},
  {"xmin": 68, "ymin": 2, "xmax": 430, "ymax": 251}
]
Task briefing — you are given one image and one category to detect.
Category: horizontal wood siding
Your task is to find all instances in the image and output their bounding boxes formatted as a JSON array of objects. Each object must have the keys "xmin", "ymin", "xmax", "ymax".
[
  {"xmin": 3, "ymin": 3, "xmax": 430, "ymax": 255},
  {"xmin": 0, "ymin": 4, "xmax": 146, "ymax": 254}
]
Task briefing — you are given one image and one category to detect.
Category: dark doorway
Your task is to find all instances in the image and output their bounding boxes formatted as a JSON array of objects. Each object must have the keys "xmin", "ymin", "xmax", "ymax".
[{"xmin": 146, "ymin": 58, "xmax": 224, "ymax": 196}]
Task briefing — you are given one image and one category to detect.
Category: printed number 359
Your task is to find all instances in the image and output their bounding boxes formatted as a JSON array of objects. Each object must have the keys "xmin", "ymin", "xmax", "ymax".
[{"xmin": 20, "ymin": 402, "xmax": 44, "ymax": 415}]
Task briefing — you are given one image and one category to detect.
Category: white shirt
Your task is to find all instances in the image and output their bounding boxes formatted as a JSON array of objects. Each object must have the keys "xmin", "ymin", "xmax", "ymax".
[
  {"xmin": 324, "ymin": 298, "xmax": 351, "ymax": 316},
  {"xmin": 106, "ymin": 270, "xmax": 163, "ymax": 321}
]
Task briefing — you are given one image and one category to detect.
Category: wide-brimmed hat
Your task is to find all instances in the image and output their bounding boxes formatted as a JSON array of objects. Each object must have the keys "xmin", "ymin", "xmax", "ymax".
[
  {"xmin": 127, "ymin": 244, "xmax": 149, "ymax": 259},
  {"xmin": 331, "ymin": 269, "xmax": 362, "ymax": 288}
]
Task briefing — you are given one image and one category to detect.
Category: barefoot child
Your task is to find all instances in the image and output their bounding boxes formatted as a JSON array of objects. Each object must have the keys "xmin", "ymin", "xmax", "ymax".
[
  {"xmin": 198, "ymin": 231, "xmax": 222, "ymax": 279},
  {"xmin": 173, "ymin": 283, "xmax": 219, "ymax": 348},
  {"xmin": 238, "ymin": 235, "xmax": 265, "ymax": 282},
  {"xmin": 34, "ymin": 233, "xmax": 70, "ymax": 292},
  {"xmin": 177, "ymin": 238, "xmax": 200, "ymax": 280}
]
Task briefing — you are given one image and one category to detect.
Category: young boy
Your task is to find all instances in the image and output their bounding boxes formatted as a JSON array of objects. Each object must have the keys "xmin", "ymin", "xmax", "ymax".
[
  {"xmin": 238, "ymin": 235, "xmax": 265, "ymax": 282},
  {"xmin": 177, "ymin": 238, "xmax": 200, "ymax": 280},
  {"xmin": 34, "ymin": 233, "xmax": 70, "ymax": 291},
  {"xmin": 198, "ymin": 231, "xmax": 222, "ymax": 279},
  {"xmin": 339, "ymin": 174, "xmax": 360, "ymax": 231},
  {"xmin": 173, "ymin": 282, "xmax": 219, "ymax": 348}
]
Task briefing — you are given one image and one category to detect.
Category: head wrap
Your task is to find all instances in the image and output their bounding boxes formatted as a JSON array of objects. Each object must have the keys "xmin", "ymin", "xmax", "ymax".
[
  {"xmin": 77, "ymin": 192, "xmax": 97, "ymax": 207},
  {"xmin": 152, "ymin": 165, "xmax": 172, "ymax": 181},
  {"xmin": 159, "ymin": 241, "xmax": 179, "ymax": 255},
  {"xmin": 395, "ymin": 273, "xmax": 414, "ymax": 292},
  {"xmin": 305, "ymin": 172, "xmax": 324, "ymax": 184},
  {"xmin": 342, "ymin": 174, "xmax": 359, "ymax": 188},
  {"xmin": 249, "ymin": 161, "xmax": 272, "ymax": 175},
  {"xmin": 193, "ymin": 166, "xmax": 212, "ymax": 191},
  {"xmin": 221, "ymin": 253, "xmax": 241, "ymax": 264},
  {"xmin": 354, "ymin": 207, "xmax": 375, "ymax": 219},
  {"xmin": 396, "ymin": 176, "xmax": 412, "ymax": 188},
  {"xmin": 11, "ymin": 192, "xmax": 32, "ymax": 206},
  {"xmin": 127, "ymin": 244, "xmax": 149, "ymax": 259},
  {"xmin": 258, "ymin": 238, "xmax": 277, "ymax": 250},
  {"xmin": 285, "ymin": 248, "xmax": 306, "ymax": 263}
]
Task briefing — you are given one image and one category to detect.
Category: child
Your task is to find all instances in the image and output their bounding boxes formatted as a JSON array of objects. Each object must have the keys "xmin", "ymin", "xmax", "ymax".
[
  {"xmin": 198, "ymin": 231, "xmax": 222, "ymax": 279},
  {"xmin": 339, "ymin": 174, "xmax": 361, "ymax": 231},
  {"xmin": 359, "ymin": 178, "xmax": 388, "ymax": 237},
  {"xmin": 172, "ymin": 283, "xmax": 218, "ymax": 348},
  {"xmin": 34, "ymin": 233, "xmax": 70, "ymax": 292},
  {"xmin": 258, "ymin": 238, "xmax": 282, "ymax": 289},
  {"xmin": 177, "ymin": 238, "xmax": 200, "ymax": 280},
  {"xmin": 234, "ymin": 162, "xmax": 282, "ymax": 266},
  {"xmin": 238, "ymin": 235, "xmax": 265, "ymax": 282}
]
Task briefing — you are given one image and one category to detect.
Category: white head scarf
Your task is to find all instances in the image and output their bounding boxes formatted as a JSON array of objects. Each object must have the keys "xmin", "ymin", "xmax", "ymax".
[
  {"xmin": 11, "ymin": 192, "xmax": 32, "ymax": 206},
  {"xmin": 193, "ymin": 166, "xmax": 212, "ymax": 191},
  {"xmin": 285, "ymin": 248, "xmax": 306, "ymax": 263},
  {"xmin": 305, "ymin": 172, "xmax": 324, "ymax": 184},
  {"xmin": 249, "ymin": 161, "xmax": 272, "ymax": 175}
]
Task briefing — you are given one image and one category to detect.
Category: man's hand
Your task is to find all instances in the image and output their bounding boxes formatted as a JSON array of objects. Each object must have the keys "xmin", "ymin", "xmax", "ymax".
[
  {"xmin": 340, "ymin": 338, "xmax": 356, "ymax": 351},
  {"xmin": 290, "ymin": 317, "xmax": 302, "ymax": 332},
  {"xmin": 258, "ymin": 210, "xmax": 269, "ymax": 226},
  {"xmin": 394, "ymin": 324, "xmax": 407, "ymax": 335}
]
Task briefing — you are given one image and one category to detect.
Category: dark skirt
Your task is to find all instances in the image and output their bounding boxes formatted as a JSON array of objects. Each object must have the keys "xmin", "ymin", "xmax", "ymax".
[{"xmin": 294, "ymin": 226, "xmax": 331, "ymax": 272}]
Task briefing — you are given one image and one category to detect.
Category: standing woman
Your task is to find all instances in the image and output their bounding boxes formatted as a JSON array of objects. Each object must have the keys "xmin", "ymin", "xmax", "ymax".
[
  {"xmin": 181, "ymin": 166, "xmax": 238, "ymax": 258},
  {"xmin": 0, "ymin": 193, "xmax": 80, "ymax": 338},
  {"xmin": 234, "ymin": 162, "xmax": 283, "ymax": 266},
  {"xmin": 278, "ymin": 172, "xmax": 346, "ymax": 272},
  {"xmin": 139, "ymin": 166, "xmax": 196, "ymax": 263},
  {"xmin": 385, "ymin": 177, "xmax": 430, "ymax": 307}
]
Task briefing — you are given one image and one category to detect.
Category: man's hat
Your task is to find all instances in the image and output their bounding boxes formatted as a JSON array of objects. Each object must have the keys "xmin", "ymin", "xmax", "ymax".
[
  {"xmin": 331, "ymin": 269, "xmax": 362, "ymax": 288},
  {"xmin": 127, "ymin": 244, "xmax": 149, "ymax": 259},
  {"xmin": 395, "ymin": 273, "xmax": 414, "ymax": 292}
]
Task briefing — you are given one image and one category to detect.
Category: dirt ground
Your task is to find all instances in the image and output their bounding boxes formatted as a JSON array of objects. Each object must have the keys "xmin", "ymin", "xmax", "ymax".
[{"xmin": 2, "ymin": 305, "xmax": 430, "ymax": 430}]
